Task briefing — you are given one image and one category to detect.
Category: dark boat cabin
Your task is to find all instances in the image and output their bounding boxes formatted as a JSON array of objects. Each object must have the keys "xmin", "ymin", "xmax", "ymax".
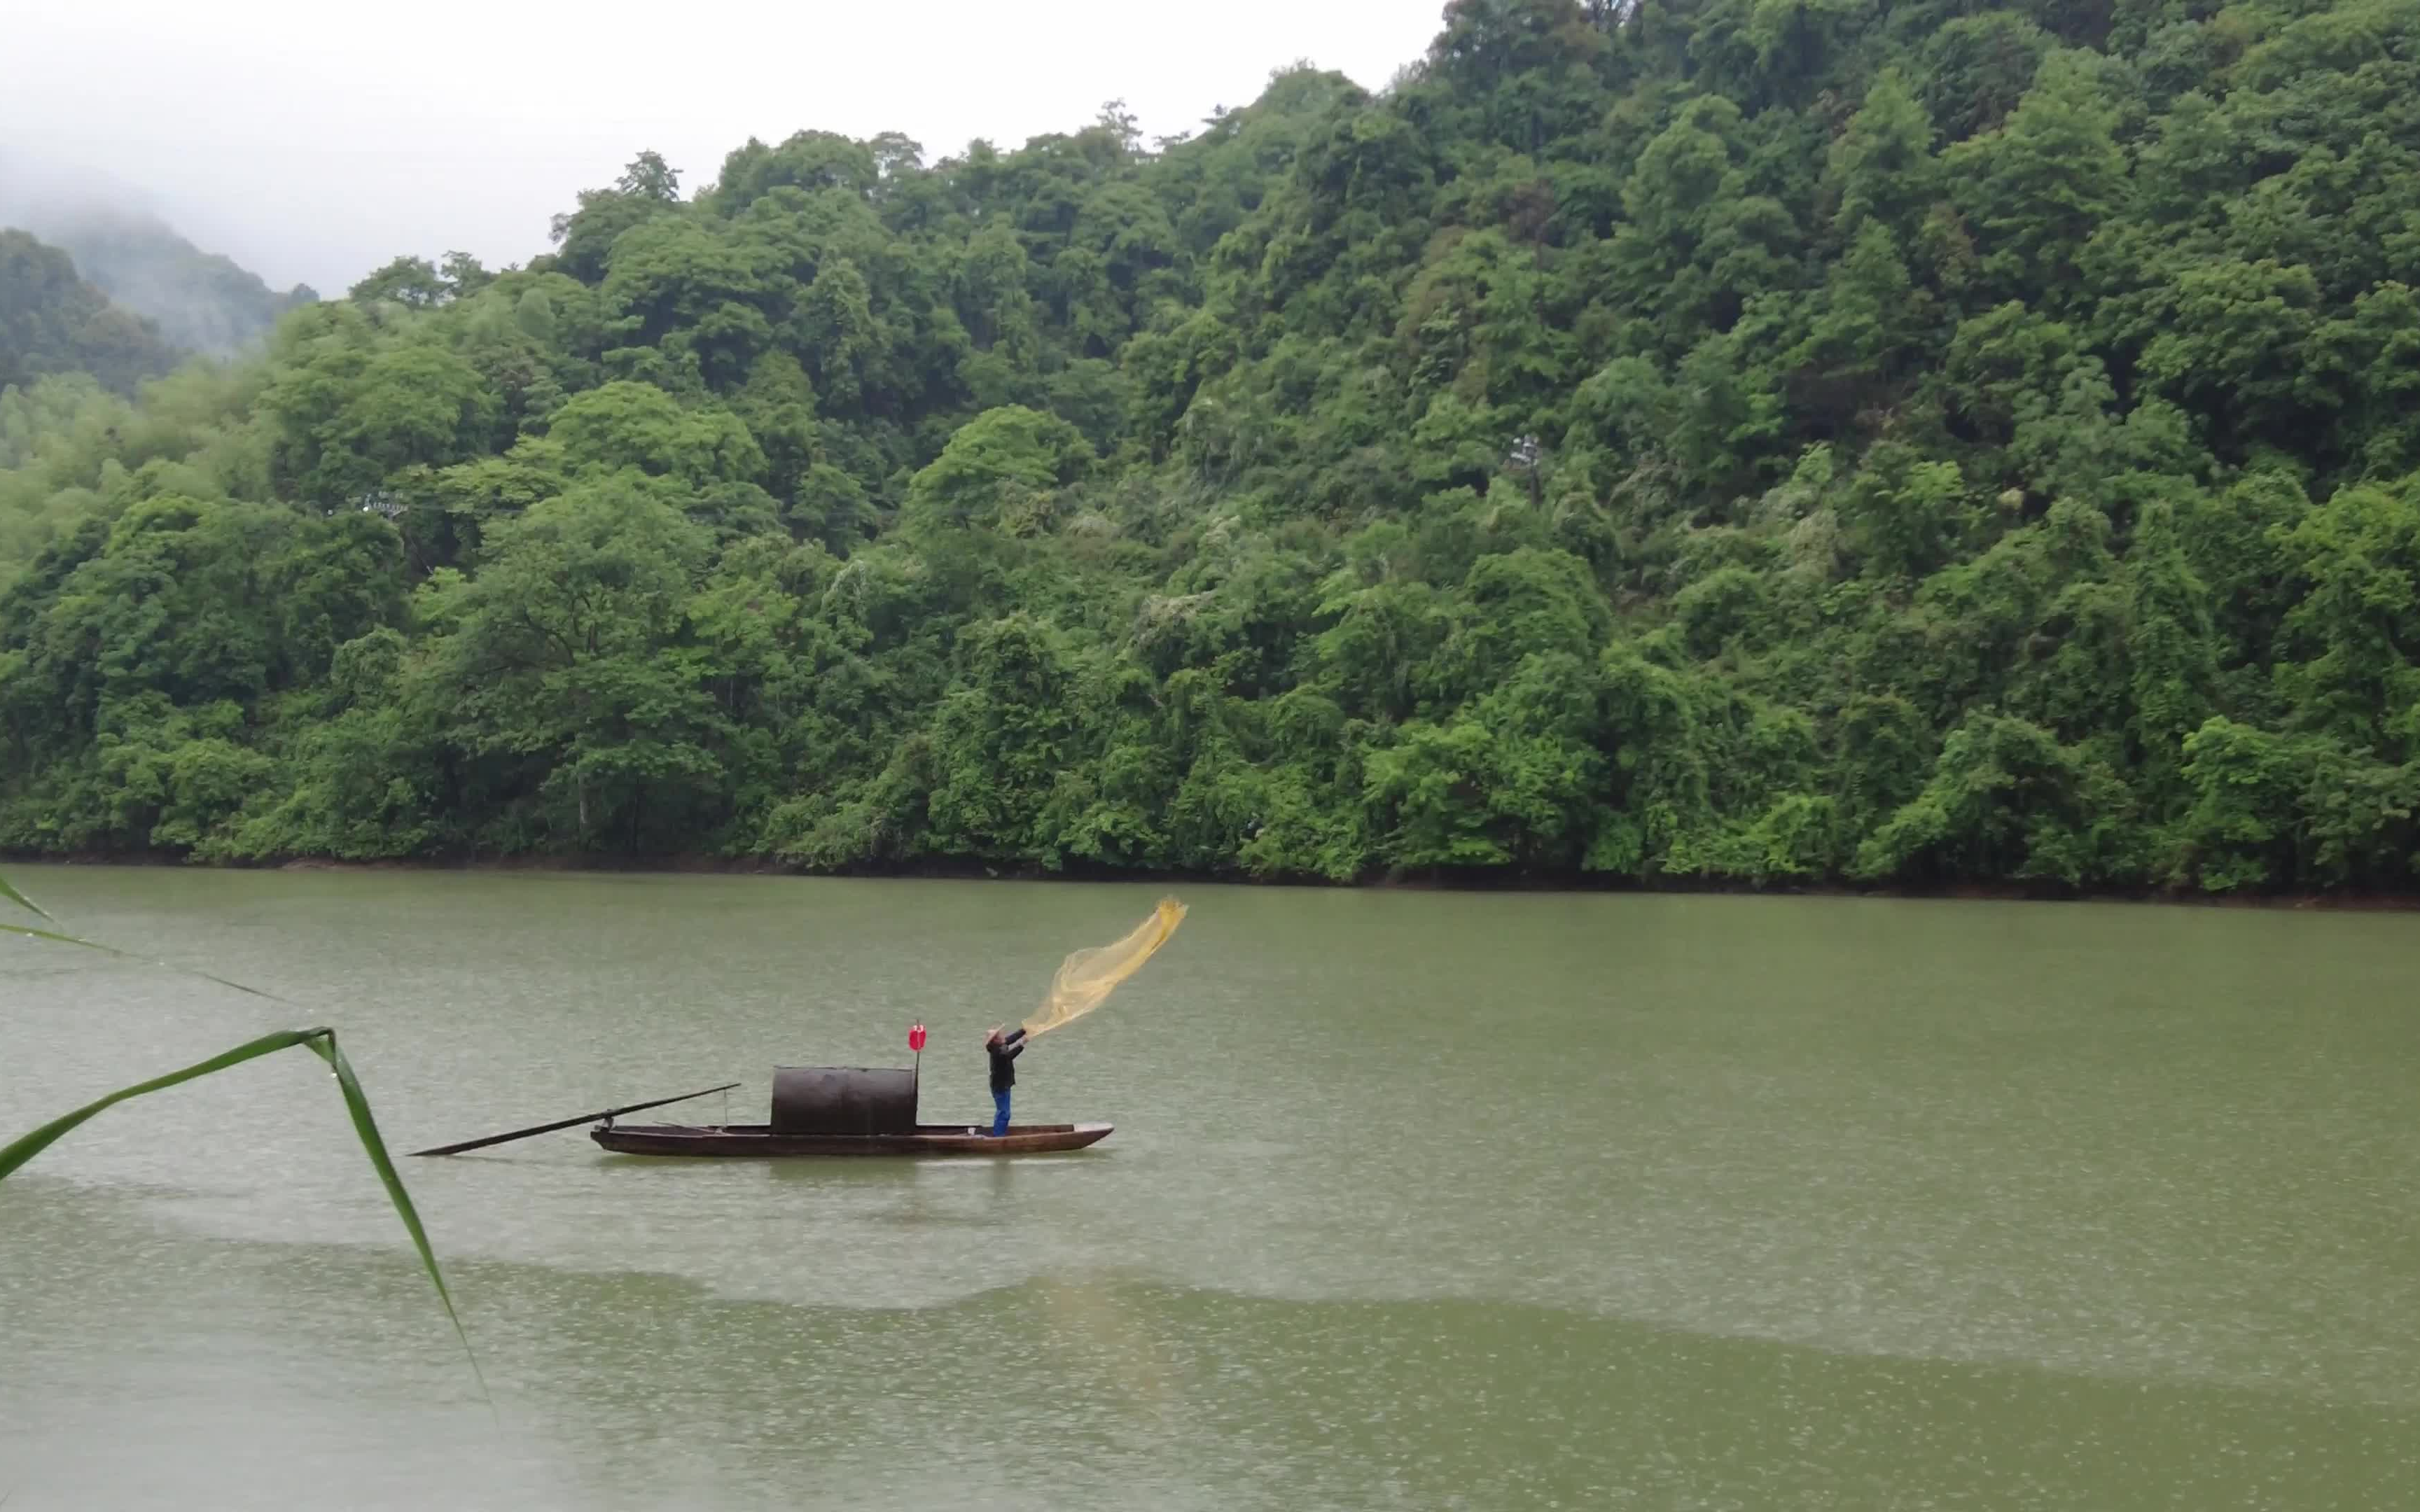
[{"xmin": 768, "ymin": 1065, "xmax": 919, "ymax": 1135}]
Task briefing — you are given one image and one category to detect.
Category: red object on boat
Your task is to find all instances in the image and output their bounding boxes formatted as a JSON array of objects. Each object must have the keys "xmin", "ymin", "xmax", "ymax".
[{"xmin": 908, "ymin": 1023, "xmax": 927, "ymax": 1052}]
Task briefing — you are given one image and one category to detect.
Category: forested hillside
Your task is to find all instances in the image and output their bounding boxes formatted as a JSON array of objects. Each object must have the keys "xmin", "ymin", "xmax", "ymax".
[
  {"xmin": 6, "ymin": 0, "xmax": 2420, "ymax": 894},
  {"xmin": 27, "ymin": 207, "xmax": 317, "ymax": 357},
  {"xmin": 0, "ymin": 229, "xmax": 183, "ymax": 396}
]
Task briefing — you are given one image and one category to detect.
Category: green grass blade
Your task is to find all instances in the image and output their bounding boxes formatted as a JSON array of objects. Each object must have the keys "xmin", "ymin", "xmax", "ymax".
[
  {"xmin": 302, "ymin": 1031, "xmax": 487, "ymax": 1396},
  {"xmin": 0, "ymin": 1029, "xmax": 324, "ymax": 1180},
  {"xmin": 2, "ymin": 920, "xmax": 105, "ymax": 948},
  {"xmin": 5, "ymin": 890, "xmax": 487, "ymax": 1399},
  {"xmin": 0, "ymin": 866, "xmax": 50, "ymax": 920},
  {"xmin": 0, "ymin": 920, "xmax": 298, "ymax": 1006}
]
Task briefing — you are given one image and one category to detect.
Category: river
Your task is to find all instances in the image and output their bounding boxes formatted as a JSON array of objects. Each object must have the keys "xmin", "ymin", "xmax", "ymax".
[{"xmin": 3, "ymin": 867, "xmax": 2415, "ymax": 1509}]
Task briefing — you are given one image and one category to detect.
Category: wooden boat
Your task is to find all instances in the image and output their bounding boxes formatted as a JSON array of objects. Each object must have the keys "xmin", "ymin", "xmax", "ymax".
[
  {"xmin": 590, "ymin": 1121, "xmax": 1113, "ymax": 1157},
  {"xmin": 411, "ymin": 1063, "xmax": 1113, "ymax": 1163}
]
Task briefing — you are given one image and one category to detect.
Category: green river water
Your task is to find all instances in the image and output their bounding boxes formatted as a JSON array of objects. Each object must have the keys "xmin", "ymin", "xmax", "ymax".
[{"xmin": 2, "ymin": 867, "xmax": 2415, "ymax": 1509}]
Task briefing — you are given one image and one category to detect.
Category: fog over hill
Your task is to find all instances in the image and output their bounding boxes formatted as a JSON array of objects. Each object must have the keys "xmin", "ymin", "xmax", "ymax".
[
  {"xmin": 0, "ymin": 1, "xmax": 1442, "ymax": 296},
  {"xmin": 0, "ymin": 153, "xmax": 314, "ymax": 358},
  {"xmin": 0, "ymin": 226, "xmax": 183, "ymax": 394}
]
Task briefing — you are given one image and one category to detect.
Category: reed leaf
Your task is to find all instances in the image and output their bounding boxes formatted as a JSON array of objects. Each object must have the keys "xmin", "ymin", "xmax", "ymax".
[
  {"xmin": 1, "ymin": 864, "xmax": 483, "ymax": 1394},
  {"xmin": 1, "ymin": 916, "xmax": 301, "ymax": 1004},
  {"xmin": 2, "ymin": 920, "xmax": 99, "ymax": 948},
  {"xmin": 0, "ymin": 869, "xmax": 49, "ymax": 919},
  {"xmin": 0, "ymin": 1028, "xmax": 327, "ymax": 1179},
  {"xmin": 301, "ymin": 1030, "xmax": 485, "ymax": 1392}
]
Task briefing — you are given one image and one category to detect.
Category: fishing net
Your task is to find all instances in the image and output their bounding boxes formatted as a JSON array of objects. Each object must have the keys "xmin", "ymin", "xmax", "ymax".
[{"xmin": 1022, "ymin": 897, "xmax": 1188, "ymax": 1039}]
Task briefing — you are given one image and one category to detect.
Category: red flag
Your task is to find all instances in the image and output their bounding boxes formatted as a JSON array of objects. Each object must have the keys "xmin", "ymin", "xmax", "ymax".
[{"xmin": 908, "ymin": 1023, "xmax": 926, "ymax": 1052}]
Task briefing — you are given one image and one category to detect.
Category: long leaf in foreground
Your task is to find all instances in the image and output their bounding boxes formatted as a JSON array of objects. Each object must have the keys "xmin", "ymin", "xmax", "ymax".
[
  {"xmin": 0, "ymin": 868, "xmax": 49, "ymax": 919},
  {"xmin": 302, "ymin": 1030, "xmax": 487, "ymax": 1396},
  {"xmin": 0, "ymin": 1028, "xmax": 326, "ymax": 1179},
  {"xmin": 0, "ymin": 916, "xmax": 300, "ymax": 1005},
  {"xmin": 2, "ymin": 863, "xmax": 484, "ymax": 1396},
  {"xmin": 0, "ymin": 1026, "xmax": 486, "ymax": 1398}
]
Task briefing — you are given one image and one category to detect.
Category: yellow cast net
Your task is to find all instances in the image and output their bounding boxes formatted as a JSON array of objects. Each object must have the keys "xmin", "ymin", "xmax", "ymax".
[{"xmin": 1022, "ymin": 897, "xmax": 1188, "ymax": 1040}]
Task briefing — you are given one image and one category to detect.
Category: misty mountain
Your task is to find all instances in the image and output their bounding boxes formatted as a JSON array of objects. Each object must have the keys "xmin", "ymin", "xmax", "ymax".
[
  {"xmin": 0, "ymin": 227, "xmax": 182, "ymax": 396},
  {"xmin": 0, "ymin": 153, "xmax": 314, "ymax": 357},
  {"xmin": 24, "ymin": 206, "xmax": 316, "ymax": 358}
]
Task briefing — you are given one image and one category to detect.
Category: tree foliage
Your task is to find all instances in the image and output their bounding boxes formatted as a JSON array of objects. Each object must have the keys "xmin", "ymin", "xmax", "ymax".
[
  {"xmin": 10, "ymin": 0, "xmax": 2420, "ymax": 895},
  {"xmin": 0, "ymin": 229, "xmax": 183, "ymax": 396}
]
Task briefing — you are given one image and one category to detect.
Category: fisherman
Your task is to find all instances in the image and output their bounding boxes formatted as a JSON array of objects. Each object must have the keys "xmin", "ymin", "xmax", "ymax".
[{"xmin": 984, "ymin": 1024, "xmax": 1028, "ymax": 1138}]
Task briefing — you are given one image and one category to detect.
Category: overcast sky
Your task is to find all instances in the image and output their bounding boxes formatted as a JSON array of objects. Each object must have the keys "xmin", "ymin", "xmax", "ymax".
[{"xmin": 0, "ymin": 0, "xmax": 1449, "ymax": 295}]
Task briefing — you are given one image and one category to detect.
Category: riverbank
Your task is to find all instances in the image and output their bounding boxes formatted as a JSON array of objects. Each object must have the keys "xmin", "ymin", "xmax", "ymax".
[{"xmin": 11, "ymin": 848, "xmax": 2420, "ymax": 911}]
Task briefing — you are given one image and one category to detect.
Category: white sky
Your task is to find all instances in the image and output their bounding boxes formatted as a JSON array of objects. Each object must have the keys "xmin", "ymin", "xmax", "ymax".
[{"xmin": 0, "ymin": 0, "xmax": 1449, "ymax": 294}]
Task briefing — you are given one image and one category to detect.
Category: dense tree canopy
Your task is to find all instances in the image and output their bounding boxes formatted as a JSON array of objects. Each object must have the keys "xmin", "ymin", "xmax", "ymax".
[
  {"xmin": 0, "ymin": 229, "xmax": 183, "ymax": 396},
  {"xmin": 8, "ymin": 0, "xmax": 2420, "ymax": 895}
]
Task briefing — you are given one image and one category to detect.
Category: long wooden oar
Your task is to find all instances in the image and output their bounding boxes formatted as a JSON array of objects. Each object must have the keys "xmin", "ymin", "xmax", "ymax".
[{"xmin": 408, "ymin": 1082, "xmax": 740, "ymax": 1157}]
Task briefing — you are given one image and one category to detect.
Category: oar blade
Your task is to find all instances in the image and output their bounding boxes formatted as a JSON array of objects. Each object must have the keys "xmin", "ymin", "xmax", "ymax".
[{"xmin": 408, "ymin": 1082, "xmax": 742, "ymax": 1157}]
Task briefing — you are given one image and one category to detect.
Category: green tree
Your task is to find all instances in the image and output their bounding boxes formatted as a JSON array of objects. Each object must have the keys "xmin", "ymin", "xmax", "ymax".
[
  {"xmin": 0, "ymin": 230, "xmax": 184, "ymax": 396},
  {"xmin": 8, "ymin": 2, "xmax": 2420, "ymax": 900},
  {"xmin": 903, "ymin": 406, "xmax": 1092, "ymax": 536},
  {"xmin": 426, "ymin": 478, "xmax": 721, "ymax": 851}
]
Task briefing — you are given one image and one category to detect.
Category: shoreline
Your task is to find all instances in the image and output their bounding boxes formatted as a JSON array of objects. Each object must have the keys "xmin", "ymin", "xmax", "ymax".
[{"xmin": 9, "ymin": 848, "xmax": 2420, "ymax": 912}]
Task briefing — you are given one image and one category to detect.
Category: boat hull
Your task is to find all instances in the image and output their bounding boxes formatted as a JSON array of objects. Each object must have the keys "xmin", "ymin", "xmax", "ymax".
[{"xmin": 590, "ymin": 1121, "xmax": 1113, "ymax": 1157}]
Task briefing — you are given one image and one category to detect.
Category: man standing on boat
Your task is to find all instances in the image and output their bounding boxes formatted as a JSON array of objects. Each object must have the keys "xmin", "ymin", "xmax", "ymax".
[{"xmin": 985, "ymin": 1025, "xmax": 1027, "ymax": 1138}]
